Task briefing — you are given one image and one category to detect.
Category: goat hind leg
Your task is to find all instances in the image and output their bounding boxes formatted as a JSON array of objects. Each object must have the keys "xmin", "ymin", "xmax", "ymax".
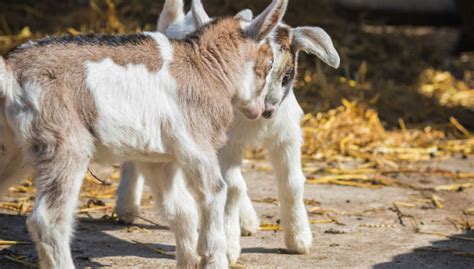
[
  {"xmin": 219, "ymin": 144, "xmax": 259, "ymax": 237},
  {"xmin": 139, "ymin": 162, "xmax": 199, "ymax": 268},
  {"xmin": 27, "ymin": 140, "xmax": 92, "ymax": 269},
  {"xmin": 115, "ymin": 162, "xmax": 145, "ymax": 224},
  {"xmin": 182, "ymin": 155, "xmax": 228, "ymax": 268}
]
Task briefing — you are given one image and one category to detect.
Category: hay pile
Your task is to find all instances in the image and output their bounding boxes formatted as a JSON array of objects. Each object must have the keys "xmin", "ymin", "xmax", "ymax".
[
  {"xmin": 302, "ymin": 99, "xmax": 472, "ymax": 166},
  {"xmin": 419, "ymin": 69, "xmax": 474, "ymax": 110}
]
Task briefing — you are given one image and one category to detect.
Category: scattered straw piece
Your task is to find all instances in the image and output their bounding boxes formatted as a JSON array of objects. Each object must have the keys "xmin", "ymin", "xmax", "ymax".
[
  {"xmin": 464, "ymin": 208, "xmax": 474, "ymax": 216},
  {"xmin": 309, "ymin": 219, "xmax": 334, "ymax": 225},
  {"xmin": 430, "ymin": 195, "xmax": 445, "ymax": 209},
  {"xmin": 130, "ymin": 214, "xmax": 168, "ymax": 229},
  {"xmin": 435, "ymin": 183, "xmax": 473, "ymax": 192},
  {"xmin": 418, "ymin": 231, "xmax": 474, "ymax": 242},
  {"xmin": 132, "ymin": 240, "xmax": 173, "ymax": 256},
  {"xmin": 450, "ymin": 117, "xmax": 472, "ymax": 138},
  {"xmin": 4, "ymin": 255, "xmax": 37, "ymax": 268},
  {"xmin": 393, "ymin": 202, "xmax": 416, "ymax": 208},
  {"xmin": 86, "ymin": 168, "xmax": 112, "ymax": 186},
  {"xmin": 259, "ymin": 223, "xmax": 282, "ymax": 231},
  {"xmin": 325, "ymin": 168, "xmax": 377, "ymax": 175},
  {"xmin": 76, "ymin": 205, "xmax": 113, "ymax": 214},
  {"xmin": 416, "ymin": 246, "xmax": 474, "ymax": 258},
  {"xmin": 252, "ymin": 197, "xmax": 278, "ymax": 205},
  {"xmin": 0, "ymin": 240, "xmax": 29, "ymax": 245}
]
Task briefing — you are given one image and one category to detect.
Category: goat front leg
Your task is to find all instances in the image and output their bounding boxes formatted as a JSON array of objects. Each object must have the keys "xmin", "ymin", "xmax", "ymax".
[
  {"xmin": 137, "ymin": 162, "xmax": 199, "ymax": 268},
  {"xmin": 27, "ymin": 137, "xmax": 93, "ymax": 269},
  {"xmin": 239, "ymin": 191, "xmax": 260, "ymax": 236},
  {"xmin": 218, "ymin": 146, "xmax": 259, "ymax": 237},
  {"xmin": 115, "ymin": 162, "xmax": 145, "ymax": 224},
  {"xmin": 181, "ymin": 153, "xmax": 228, "ymax": 269},
  {"xmin": 266, "ymin": 139, "xmax": 312, "ymax": 254},
  {"xmin": 219, "ymin": 143, "xmax": 256, "ymax": 263}
]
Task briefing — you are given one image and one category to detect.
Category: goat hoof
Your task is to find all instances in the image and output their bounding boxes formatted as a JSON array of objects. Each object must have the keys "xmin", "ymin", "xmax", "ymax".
[
  {"xmin": 227, "ymin": 242, "xmax": 241, "ymax": 264},
  {"xmin": 240, "ymin": 216, "xmax": 259, "ymax": 236},
  {"xmin": 199, "ymin": 254, "xmax": 228, "ymax": 269},
  {"xmin": 285, "ymin": 229, "xmax": 313, "ymax": 254},
  {"xmin": 115, "ymin": 208, "xmax": 139, "ymax": 224}
]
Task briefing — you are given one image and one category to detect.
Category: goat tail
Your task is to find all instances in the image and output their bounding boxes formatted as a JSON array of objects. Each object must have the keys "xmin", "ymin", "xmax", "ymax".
[{"xmin": 0, "ymin": 57, "xmax": 21, "ymax": 105}]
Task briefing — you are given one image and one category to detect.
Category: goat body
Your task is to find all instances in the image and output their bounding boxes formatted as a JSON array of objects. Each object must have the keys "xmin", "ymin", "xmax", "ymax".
[{"xmin": 0, "ymin": 0, "xmax": 290, "ymax": 265}]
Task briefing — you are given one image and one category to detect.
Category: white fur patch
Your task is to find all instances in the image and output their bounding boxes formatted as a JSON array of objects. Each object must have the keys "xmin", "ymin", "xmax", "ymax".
[
  {"xmin": 240, "ymin": 62, "xmax": 255, "ymax": 102},
  {"xmin": 85, "ymin": 32, "xmax": 185, "ymax": 161},
  {"xmin": 85, "ymin": 57, "xmax": 179, "ymax": 161},
  {"xmin": 144, "ymin": 32, "xmax": 174, "ymax": 62}
]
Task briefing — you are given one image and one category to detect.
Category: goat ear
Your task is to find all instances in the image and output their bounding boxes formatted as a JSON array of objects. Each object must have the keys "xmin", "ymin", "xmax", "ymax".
[
  {"xmin": 244, "ymin": 0, "xmax": 288, "ymax": 41},
  {"xmin": 292, "ymin": 27, "xmax": 340, "ymax": 68},
  {"xmin": 235, "ymin": 9, "xmax": 254, "ymax": 22},
  {"xmin": 157, "ymin": 0, "xmax": 185, "ymax": 33},
  {"xmin": 191, "ymin": 0, "xmax": 211, "ymax": 29}
]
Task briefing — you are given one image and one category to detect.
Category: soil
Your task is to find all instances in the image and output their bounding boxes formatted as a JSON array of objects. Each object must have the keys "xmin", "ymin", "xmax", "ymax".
[{"xmin": 0, "ymin": 157, "xmax": 473, "ymax": 269}]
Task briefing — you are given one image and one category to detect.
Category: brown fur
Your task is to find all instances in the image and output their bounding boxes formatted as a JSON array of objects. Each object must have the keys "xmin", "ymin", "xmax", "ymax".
[
  {"xmin": 7, "ymin": 37, "xmax": 163, "ymax": 134},
  {"xmin": 169, "ymin": 18, "xmax": 273, "ymax": 148},
  {"xmin": 6, "ymin": 36, "xmax": 163, "ymax": 208},
  {"xmin": 253, "ymin": 41, "xmax": 274, "ymax": 97},
  {"xmin": 276, "ymin": 26, "xmax": 292, "ymax": 50},
  {"xmin": 275, "ymin": 26, "xmax": 296, "ymax": 85},
  {"xmin": 4, "ymin": 18, "xmax": 274, "ymax": 207}
]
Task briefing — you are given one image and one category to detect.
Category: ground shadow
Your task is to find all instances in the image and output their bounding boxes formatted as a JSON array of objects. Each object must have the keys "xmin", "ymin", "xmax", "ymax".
[
  {"xmin": 374, "ymin": 230, "xmax": 474, "ymax": 269},
  {"xmin": 0, "ymin": 213, "xmax": 175, "ymax": 268},
  {"xmin": 242, "ymin": 247, "xmax": 288, "ymax": 255}
]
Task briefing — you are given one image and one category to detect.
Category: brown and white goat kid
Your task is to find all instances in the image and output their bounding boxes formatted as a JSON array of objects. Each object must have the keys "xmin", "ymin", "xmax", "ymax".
[
  {"xmin": 115, "ymin": 0, "xmax": 341, "ymax": 264},
  {"xmin": 0, "ymin": 0, "xmax": 289, "ymax": 267}
]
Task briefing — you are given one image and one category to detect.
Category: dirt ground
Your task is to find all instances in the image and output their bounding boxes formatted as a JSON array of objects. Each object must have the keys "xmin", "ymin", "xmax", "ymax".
[{"xmin": 0, "ymin": 156, "xmax": 473, "ymax": 269}]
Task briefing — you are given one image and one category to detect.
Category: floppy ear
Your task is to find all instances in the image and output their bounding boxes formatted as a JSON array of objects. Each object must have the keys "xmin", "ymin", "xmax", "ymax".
[
  {"xmin": 235, "ymin": 9, "xmax": 254, "ymax": 22},
  {"xmin": 292, "ymin": 27, "xmax": 340, "ymax": 68},
  {"xmin": 157, "ymin": 0, "xmax": 185, "ymax": 33},
  {"xmin": 244, "ymin": 0, "xmax": 288, "ymax": 41},
  {"xmin": 191, "ymin": 0, "xmax": 211, "ymax": 29}
]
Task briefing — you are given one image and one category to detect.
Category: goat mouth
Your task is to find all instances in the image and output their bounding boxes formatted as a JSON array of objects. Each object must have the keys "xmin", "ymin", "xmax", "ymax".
[{"xmin": 262, "ymin": 110, "xmax": 274, "ymax": 119}]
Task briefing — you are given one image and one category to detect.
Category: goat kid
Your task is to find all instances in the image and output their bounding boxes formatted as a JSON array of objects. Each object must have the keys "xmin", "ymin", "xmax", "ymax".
[
  {"xmin": 115, "ymin": 0, "xmax": 341, "ymax": 264},
  {"xmin": 0, "ymin": 0, "xmax": 289, "ymax": 268}
]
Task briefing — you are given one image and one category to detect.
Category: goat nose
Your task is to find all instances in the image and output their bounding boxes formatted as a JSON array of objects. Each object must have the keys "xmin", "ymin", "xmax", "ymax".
[{"xmin": 262, "ymin": 109, "xmax": 275, "ymax": 119}]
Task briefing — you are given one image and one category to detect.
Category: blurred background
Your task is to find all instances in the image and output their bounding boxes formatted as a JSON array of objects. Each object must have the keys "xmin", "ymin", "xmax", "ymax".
[{"xmin": 1, "ymin": 0, "xmax": 473, "ymax": 127}]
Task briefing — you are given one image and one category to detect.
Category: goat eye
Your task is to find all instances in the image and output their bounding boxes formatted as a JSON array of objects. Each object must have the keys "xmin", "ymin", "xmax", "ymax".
[{"xmin": 282, "ymin": 73, "xmax": 292, "ymax": 85}]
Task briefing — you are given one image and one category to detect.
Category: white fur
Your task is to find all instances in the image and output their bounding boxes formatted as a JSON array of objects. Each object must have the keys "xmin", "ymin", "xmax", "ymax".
[
  {"xmin": 157, "ymin": 0, "xmax": 185, "ymax": 33},
  {"xmin": 86, "ymin": 59, "xmax": 177, "ymax": 161},
  {"xmin": 293, "ymin": 27, "xmax": 340, "ymax": 68},
  {"xmin": 115, "ymin": 162, "xmax": 145, "ymax": 223},
  {"xmin": 83, "ymin": 37, "xmax": 229, "ymax": 267},
  {"xmin": 0, "ymin": 97, "xmax": 30, "ymax": 198},
  {"xmin": 116, "ymin": 2, "xmax": 319, "ymax": 264},
  {"xmin": 220, "ymin": 91, "xmax": 313, "ymax": 262},
  {"xmin": 0, "ymin": 1, "xmax": 310, "ymax": 267},
  {"xmin": 27, "ymin": 158, "xmax": 89, "ymax": 269},
  {"xmin": 138, "ymin": 162, "xmax": 200, "ymax": 268},
  {"xmin": 165, "ymin": 12, "xmax": 197, "ymax": 39}
]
